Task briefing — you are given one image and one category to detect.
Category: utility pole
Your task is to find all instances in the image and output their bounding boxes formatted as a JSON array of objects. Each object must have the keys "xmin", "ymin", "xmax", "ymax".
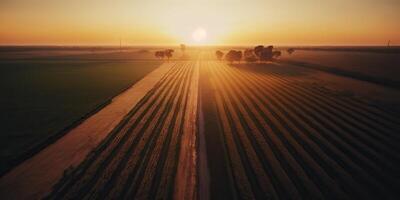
[{"xmin": 387, "ymin": 40, "xmax": 390, "ymax": 47}]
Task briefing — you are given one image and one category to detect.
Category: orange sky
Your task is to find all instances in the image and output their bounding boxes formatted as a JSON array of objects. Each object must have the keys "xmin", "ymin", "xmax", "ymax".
[{"xmin": 1, "ymin": 0, "xmax": 399, "ymax": 45}]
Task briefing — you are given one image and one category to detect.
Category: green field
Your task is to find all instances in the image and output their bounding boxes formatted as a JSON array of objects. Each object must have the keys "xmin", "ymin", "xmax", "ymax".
[{"xmin": 0, "ymin": 60, "xmax": 161, "ymax": 174}]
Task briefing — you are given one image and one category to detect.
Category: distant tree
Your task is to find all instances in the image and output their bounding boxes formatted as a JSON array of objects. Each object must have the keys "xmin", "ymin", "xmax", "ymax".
[
  {"xmin": 225, "ymin": 50, "xmax": 242, "ymax": 63},
  {"xmin": 180, "ymin": 44, "xmax": 186, "ymax": 54},
  {"xmin": 254, "ymin": 45, "xmax": 264, "ymax": 58},
  {"xmin": 244, "ymin": 49, "xmax": 252, "ymax": 55},
  {"xmin": 235, "ymin": 51, "xmax": 243, "ymax": 63},
  {"xmin": 287, "ymin": 48, "xmax": 295, "ymax": 55},
  {"xmin": 244, "ymin": 49, "xmax": 257, "ymax": 63},
  {"xmin": 259, "ymin": 47, "xmax": 274, "ymax": 62},
  {"xmin": 155, "ymin": 51, "xmax": 165, "ymax": 59},
  {"xmin": 216, "ymin": 50, "xmax": 224, "ymax": 60},
  {"xmin": 225, "ymin": 50, "xmax": 236, "ymax": 63},
  {"xmin": 165, "ymin": 49, "xmax": 174, "ymax": 60},
  {"xmin": 272, "ymin": 50, "xmax": 282, "ymax": 59}
]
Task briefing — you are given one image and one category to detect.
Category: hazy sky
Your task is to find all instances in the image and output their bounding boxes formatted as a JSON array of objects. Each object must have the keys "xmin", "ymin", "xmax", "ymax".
[{"xmin": 1, "ymin": 0, "xmax": 399, "ymax": 45}]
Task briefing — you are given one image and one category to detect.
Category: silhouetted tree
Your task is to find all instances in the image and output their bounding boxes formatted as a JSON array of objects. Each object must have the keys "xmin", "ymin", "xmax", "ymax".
[
  {"xmin": 244, "ymin": 49, "xmax": 253, "ymax": 57},
  {"xmin": 287, "ymin": 48, "xmax": 295, "ymax": 55},
  {"xmin": 259, "ymin": 46, "xmax": 273, "ymax": 62},
  {"xmin": 225, "ymin": 50, "xmax": 235, "ymax": 63},
  {"xmin": 244, "ymin": 49, "xmax": 257, "ymax": 63},
  {"xmin": 225, "ymin": 50, "xmax": 242, "ymax": 63},
  {"xmin": 155, "ymin": 51, "xmax": 165, "ymax": 59},
  {"xmin": 165, "ymin": 49, "xmax": 174, "ymax": 60},
  {"xmin": 216, "ymin": 50, "xmax": 224, "ymax": 60},
  {"xmin": 236, "ymin": 51, "xmax": 243, "ymax": 63},
  {"xmin": 254, "ymin": 45, "xmax": 264, "ymax": 58},
  {"xmin": 273, "ymin": 50, "xmax": 282, "ymax": 59}
]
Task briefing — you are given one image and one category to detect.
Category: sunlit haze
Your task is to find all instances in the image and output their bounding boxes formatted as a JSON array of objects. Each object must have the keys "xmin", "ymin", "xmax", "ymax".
[
  {"xmin": 191, "ymin": 27, "xmax": 208, "ymax": 44},
  {"xmin": 1, "ymin": 0, "xmax": 399, "ymax": 45}
]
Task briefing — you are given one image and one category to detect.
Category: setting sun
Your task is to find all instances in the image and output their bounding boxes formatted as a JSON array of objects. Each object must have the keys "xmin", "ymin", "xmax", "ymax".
[{"xmin": 192, "ymin": 27, "xmax": 207, "ymax": 43}]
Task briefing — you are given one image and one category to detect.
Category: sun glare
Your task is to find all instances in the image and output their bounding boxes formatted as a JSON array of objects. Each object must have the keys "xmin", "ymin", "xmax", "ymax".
[{"xmin": 192, "ymin": 27, "xmax": 207, "ymax": 43}]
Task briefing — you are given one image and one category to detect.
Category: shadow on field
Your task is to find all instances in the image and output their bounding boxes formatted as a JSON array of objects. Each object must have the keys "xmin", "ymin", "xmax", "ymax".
[{"xmin": 228, "ymin": 62, "xmax": 312, "ymax": 77}]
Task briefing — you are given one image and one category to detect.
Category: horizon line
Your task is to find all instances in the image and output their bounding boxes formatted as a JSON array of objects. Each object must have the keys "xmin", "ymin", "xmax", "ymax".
[{"xmin": 1, "ymin": 44, "xmax": 399, "ymax": 47}]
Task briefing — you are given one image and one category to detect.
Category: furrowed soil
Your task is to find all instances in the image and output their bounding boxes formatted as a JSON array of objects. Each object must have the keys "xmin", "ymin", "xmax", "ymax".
[
  {"xmin": 201, "ymin": 55, "xmax": 400, "ymax": 199},
  {"xmin": 1, "ymin": 50, "xmax": 399, "ymax": 200},
  {"xmin": 46, "ymin": 61, "xmax": 199, "ymax": 199}
]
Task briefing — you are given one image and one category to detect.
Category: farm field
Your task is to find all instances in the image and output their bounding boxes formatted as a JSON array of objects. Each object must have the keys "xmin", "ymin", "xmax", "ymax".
[
  {"xmin": 46, "ymin": 61, "xmax": 198, "ymax": 199},
  {"xmin": 0, "ymin": 49, "xmax": 399, "ymax": 199},
  {"xmin": 200, "ymin": 56, "xmax": 400, "ymax": 199},
  {"xmin": 0, "ymin": 58, "xmax": 161, "ymax": 175},
  {"xmin": 0, "ymin": 46, "xmax": 200, "ymax": 61},
  {"xmin": 280, "ymin": 49, "xmax": 400, "ymax": 88},
  {"xmin": 0, "ymin": 49, "xmax": 400, "ymax": 199}
]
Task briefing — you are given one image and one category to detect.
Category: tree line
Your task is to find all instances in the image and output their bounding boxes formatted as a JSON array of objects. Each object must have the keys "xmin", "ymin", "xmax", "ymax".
[
  {"xmin": 154, "ymin": 49, "xmax": 174, "ymax": 60},
  {"xmin": 154, "ymin": 44, "xmax": 189, "ymax": 60},
  {"xmin": 216, "ymin": 46, "xmax": 295, "ymax": 63}
]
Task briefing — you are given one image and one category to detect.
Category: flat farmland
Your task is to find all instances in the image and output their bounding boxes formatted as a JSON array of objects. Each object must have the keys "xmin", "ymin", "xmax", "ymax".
[
  {"xmin": 0, "ymin": 50, "xmax": 399, "ymax": 199},
  {"xmin": 0, "ymin": 59, "xmax": 161, "ymax": 175},
  {"xmin": 46, "ymin": 61, "xmax": 198, "ymax": 199},
  {"xmin": 280, "ymin": 50, "xmax": 400, "ymax": 88},
  {"xmin": 200, "ymin": 58, "xmax": 400, "ymax": 199}
]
